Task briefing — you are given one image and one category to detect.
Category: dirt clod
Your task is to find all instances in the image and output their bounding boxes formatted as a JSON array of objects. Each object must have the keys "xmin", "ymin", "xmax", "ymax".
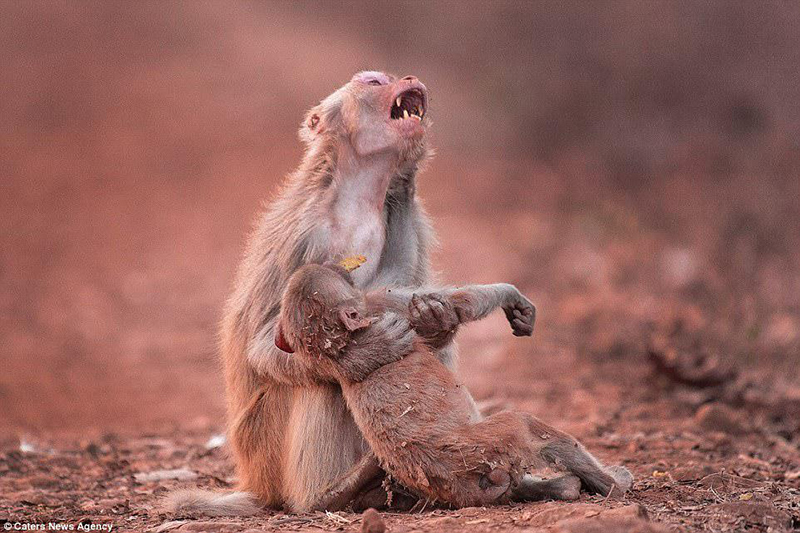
[
  {"xmin": 694, "ymin": 403, "xmax": 750, "ymax": 435},
  {"xmin": 361, "ymin": 508, "xmax": 386, "ymax": 533}
]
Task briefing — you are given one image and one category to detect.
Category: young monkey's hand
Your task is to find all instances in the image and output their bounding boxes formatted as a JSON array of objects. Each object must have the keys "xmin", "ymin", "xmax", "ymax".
[
  {"xmin": 409, "ymin": 293, "xmax": 460, "ymax": 348},
  {"xmin": 503, "ymin": 291, "xmax": 536, "ymax": 337}
]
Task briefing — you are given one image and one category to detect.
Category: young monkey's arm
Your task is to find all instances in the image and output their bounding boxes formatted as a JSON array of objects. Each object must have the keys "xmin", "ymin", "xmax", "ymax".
[
  {"xmin": 447, "ymin": 283, "xmax": 536, "ymax": 336},
  {"xmin": 378, "ymin": 283, "xmax": 535, "ymax": 339}
]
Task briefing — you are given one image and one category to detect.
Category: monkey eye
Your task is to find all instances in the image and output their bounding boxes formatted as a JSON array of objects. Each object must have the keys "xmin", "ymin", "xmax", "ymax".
[{"xmin": 367, "ymin": 79, "xmax": 383, "ymax": 86}]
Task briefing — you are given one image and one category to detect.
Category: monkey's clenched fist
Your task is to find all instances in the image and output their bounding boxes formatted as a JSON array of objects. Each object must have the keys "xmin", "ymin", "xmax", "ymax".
[
  {"xmin": 503, "ymin": 291, "xmax": 535, "ymax": 337},
  {"xmin": 409, "ymin": 293, "xmax": 461, "ymax": 348}
]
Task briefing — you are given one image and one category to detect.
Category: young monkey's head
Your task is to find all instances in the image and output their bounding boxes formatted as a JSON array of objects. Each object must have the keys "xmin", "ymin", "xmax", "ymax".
[
  {"xmin": 300, "ymin": 71, "xmax": 429, "ymax": 165},
  {"xmin": 275, "ymin": 263, "xmax": 374, "ymax": 358}
]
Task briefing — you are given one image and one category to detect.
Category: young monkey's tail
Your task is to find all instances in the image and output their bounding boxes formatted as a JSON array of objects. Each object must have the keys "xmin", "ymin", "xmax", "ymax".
[{"xmin": 161, "ymin": 489, "xmax": 261, "ymax": 517}]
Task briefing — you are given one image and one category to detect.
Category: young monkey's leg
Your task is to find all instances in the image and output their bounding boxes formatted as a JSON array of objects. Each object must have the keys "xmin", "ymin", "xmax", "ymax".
[{"xmin": 514, "ymin": 473, "xmax": 582, "ymax": 501}]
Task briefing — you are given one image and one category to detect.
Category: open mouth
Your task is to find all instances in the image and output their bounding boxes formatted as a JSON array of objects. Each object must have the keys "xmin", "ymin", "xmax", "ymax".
[{"xmin": 390, "ymin": 88, "xmax": 426, "ymax": 121}]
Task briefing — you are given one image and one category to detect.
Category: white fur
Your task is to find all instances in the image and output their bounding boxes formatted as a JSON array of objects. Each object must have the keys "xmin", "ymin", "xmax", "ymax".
[{"xmin": 161, "ymin": 489, "xmax": 260, "ymax": 517}]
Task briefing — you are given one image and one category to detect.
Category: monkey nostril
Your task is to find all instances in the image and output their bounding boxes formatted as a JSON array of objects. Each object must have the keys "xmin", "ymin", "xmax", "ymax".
[{"xmin": 402, "ymin": 76, "xmax": 417, "ymax": 82}]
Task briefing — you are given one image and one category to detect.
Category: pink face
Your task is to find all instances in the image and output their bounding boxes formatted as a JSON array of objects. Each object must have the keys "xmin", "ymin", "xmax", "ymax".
[{"xmin": 345, "ymin": 71, "xmax": 429, "ymax": 157}]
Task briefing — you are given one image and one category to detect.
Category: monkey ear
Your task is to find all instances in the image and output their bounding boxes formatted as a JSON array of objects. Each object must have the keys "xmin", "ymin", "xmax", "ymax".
[
  {"xmin": 338, "ymin": 306, "xmax": 373, "ymax": 332},
  {"xmin": 300, "ymin": 107, "xmax": 326, "ymax": 144},
  {"xmin": 274, "ymin": 321, "xmax": 294, "ymax": 353}
]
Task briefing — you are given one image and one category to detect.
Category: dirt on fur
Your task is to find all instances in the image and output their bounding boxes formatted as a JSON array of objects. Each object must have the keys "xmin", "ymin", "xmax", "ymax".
[{"xmin": 2, "ymin": 3, "xmax": 800, "ymax": 532}]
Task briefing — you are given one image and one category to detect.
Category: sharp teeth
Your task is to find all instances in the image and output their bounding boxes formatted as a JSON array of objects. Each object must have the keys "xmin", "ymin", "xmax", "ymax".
[
  {"xmin": 403, "ymin": 109, "xmax": 409, "ymax": 119},
  {"xmin": 411, "ymin": 114, "xmax": 421, "ymax": 121},
  {"xmin": 396, "ymin": 97, "xmax": 402, "ymax": 107}
]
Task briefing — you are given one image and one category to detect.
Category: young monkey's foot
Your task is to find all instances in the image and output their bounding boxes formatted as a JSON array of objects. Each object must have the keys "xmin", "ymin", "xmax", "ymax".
[{"xmin": 409, "ymin": 293, "xmax": 460, "ymax": 346}]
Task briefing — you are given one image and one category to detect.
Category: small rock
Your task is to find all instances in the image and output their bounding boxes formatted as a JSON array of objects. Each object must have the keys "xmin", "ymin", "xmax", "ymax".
[
  {"xmin": 425, "ymin": 517, "xmax": 458, "ymax": 528},
  {"xmin": 84, "ymin": 442, "xmax": 101, "ymax": 457},
  {"xmin": 598, "ymin": 504, "xmax": 648, "ymax": 521},
  {"xmin": 361, "ymin": 508, "xmax": 386, "ymax": 533},
  {"xmin": 175, "ymin": 522, "xmax": 241, "ymax": 532},
  {"xmin": 205, "ymin": 434, "xmax": 226, "ymax": 449},
  {"xmin": 671, "ymin": 464, "xmax": 716, "ymax": 482},
  {"xmin": 153, "ymin": 521, "xmax": 186, "ymax": 533},
  {"xmin": 697, "ymin": 472, "xmax": 764, "ymax": 490},
  {"xmin": 694, "ymin": 403, "xmax": 748, "ymax": 435},
  {"xmin": 784, "ymin": 470, "xmax": 800, "ymax": 481},
  {"xmin": 134, "ymin": 468, "xmax": 198, "ymax": 483},
  {"xmin": 19, "ymin": 439, "xmax": 37, "ymax": 453},
  {"xmin": 80, "ymin": 501, "xmax": 100, "ymax": 511}
]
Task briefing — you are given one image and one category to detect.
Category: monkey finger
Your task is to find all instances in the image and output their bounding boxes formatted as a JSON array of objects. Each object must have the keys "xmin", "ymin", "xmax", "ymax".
[
  {"xmin": 429, "ymin": 293, "xmax": 446, "ymax": 304},
  {"xmin": 436, "ymin": 296, "xmax": 458, "ymax": 324},
  {"xmin": 427, "ymin": 298, "xmax": 445, "ymax": 323},
  {"xmin": 512, "ymin": 318, "xmax": 533, "ymax": 336},
  {"xmin": 409, "ymin": 294, "xmax": 423, "ymax": 322}
]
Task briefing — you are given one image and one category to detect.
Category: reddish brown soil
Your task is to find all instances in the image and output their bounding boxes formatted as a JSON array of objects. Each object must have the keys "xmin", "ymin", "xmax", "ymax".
[
  {"xmin": 2, "ymin": 157, "xmax": 799, "ymax": 532},
  {"xmin": 2, "ymin": 3, "xmax": 800, "ymax": 532}
]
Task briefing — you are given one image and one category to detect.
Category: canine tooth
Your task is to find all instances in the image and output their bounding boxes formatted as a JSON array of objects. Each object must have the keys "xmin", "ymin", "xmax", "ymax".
[
  {"xmin": 396, "ymin": 97, "xmax": 402, "ymax": 107},
  {"xmin": 411, "ymin": 114, "xmax": 421, "ymax": 121},
  {"xmin": 403, "ymin": 109, "xmax": 409, "ymax": 119}
]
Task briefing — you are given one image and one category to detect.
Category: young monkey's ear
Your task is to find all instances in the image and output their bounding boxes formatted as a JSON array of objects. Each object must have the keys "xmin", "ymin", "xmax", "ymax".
[
  {"xmin": 274, "ymin": 321, "xmax": 294, "ymax": 353},
  {"xmin": 338, "ymin": 306, "xmax": 374, "ymax": 332}
]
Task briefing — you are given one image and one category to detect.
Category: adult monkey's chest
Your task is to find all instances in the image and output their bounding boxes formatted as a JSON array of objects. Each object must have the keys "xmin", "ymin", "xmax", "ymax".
[{"xmin": 325, "ymin": 207, "xmax": 387, "ymax": 287}]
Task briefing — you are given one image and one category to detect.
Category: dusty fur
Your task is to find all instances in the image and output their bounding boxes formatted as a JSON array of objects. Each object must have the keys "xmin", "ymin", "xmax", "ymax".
[
  {"xmin": 177, "ymin": 71, "xmax": 460, "ymax": 514},
  {"xmin": 278, "ymin": 264, "xmax": 633, "ymax": 507}
]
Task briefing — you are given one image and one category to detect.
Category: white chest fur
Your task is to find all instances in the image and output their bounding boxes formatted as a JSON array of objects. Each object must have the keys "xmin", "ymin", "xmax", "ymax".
[
  {"xmin": 329, "ymin": 207, "xmax": 385, "ymax": 286},
  {"xmin": 325, "ymin": 164, "xmax": 394, "ymax": 286}
]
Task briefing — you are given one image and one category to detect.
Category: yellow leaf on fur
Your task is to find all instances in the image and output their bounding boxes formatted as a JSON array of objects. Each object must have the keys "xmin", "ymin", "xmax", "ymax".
[{"xmin": 339, "ymin": 255, "xmax": 367, "ymax": 272}]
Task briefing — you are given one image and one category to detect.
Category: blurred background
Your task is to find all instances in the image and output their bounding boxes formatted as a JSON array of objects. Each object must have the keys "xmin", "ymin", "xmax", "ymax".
[{"xmin": 1, "ymin": 1, "xmax": 799, "ymax": 436}]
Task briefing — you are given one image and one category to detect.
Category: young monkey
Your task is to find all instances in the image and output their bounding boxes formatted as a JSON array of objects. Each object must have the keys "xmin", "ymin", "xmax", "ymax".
[{"xmin": 275, "ymin": 262, "xmax": 633, "ymax": 508}]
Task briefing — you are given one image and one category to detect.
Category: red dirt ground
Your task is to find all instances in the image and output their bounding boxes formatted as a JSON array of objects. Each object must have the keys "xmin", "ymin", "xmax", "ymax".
[
  {"xmin": 2, "ymin": 3, "xmax": 800, "ymax": 532},
  {"xmin": 2, "ymin": 155, "xmax": 799, "ymax": 532}
]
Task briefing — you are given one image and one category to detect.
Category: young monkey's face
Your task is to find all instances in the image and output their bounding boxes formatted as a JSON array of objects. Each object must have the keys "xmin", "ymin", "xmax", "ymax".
[
  {"xmin": 302, "ymin": 71, "xmax": 429, "ymax": 162},
  {"xmin": 275, "ymin": 264, "xmax": 373, "ymax": 356}
]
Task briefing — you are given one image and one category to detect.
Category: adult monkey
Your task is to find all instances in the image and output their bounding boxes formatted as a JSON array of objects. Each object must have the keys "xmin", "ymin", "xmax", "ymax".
[{"xmin": 167, "ymin": 72, "xmax": 530, "ymax": 515}]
